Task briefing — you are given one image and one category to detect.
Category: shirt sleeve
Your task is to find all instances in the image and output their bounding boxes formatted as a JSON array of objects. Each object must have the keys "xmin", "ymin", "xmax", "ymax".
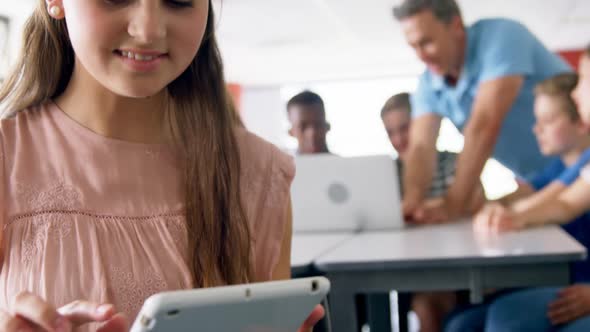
[
  {"xmin": 558, "ymin": 149, "xmax": 590, "ymax": 185},
  {"xmin": 478, "ymin": 20, "xmax": 536, "ymax": 82},
  {"xmin": 237, "ymin": 128, "xmax": 295, "ymax": 282},
  {"xmin": 410, "ymin": 75, "xmax": 442, "ymax": 118},
  {"xmin": 525, "ymin": 159, "xmax": 565, "ymax": 191}
]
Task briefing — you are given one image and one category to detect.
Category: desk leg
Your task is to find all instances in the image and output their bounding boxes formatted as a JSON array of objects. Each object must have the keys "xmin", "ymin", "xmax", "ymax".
[
  {"xmin": 469, "ymin": 269, "xmax": 483, "ymax": 304},
  {"xmin": 328, "ymin": 288, "xmax": 358, "ymax": 332},
  {"xmin": 367, "ymin": 293, "xmax": 392, "ymax": 332},
  {"xmin": 396, "ymin": 292, "xmax": 411, "ymax": 332}
]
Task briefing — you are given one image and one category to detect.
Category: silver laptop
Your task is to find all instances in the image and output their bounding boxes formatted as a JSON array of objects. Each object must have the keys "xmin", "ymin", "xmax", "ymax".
[{"xmin": 291, "ymin": 154, "xmax": 404, "ymax": 233}]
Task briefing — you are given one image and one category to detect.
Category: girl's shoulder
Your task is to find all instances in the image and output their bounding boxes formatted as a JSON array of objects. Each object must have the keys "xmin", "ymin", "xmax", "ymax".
[
  {"xmin": 0, "ymin": 102, "xmax": 54, "ymax": 139},
  {"xmin": 234, "ymin": 128, "xmax": 295, "ymax": 280},
  {"xmin": 234, "ymin": 127, "xmax": 295, "ymax": 183}
]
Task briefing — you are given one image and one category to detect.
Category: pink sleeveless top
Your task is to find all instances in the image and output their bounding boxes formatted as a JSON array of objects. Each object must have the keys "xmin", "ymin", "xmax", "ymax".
[{"xmin": 0, "ymin": 102, "xmax": 294, "ymax": 328}]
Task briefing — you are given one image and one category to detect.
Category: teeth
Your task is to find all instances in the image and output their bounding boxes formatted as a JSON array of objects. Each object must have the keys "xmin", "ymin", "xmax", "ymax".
[{"xmin": 120, "ymin": 51, "xmax": 157, "ymax": 61}]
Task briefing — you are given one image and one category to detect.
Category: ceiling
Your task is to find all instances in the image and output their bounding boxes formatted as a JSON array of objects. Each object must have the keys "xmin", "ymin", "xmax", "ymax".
[
  {"xmin": 212, "ymin": 0, "xmax": 590, "ymax": 86},
  {"xmin": 1, "ymin": 1, "xmax": 589, "ymax": 86}
]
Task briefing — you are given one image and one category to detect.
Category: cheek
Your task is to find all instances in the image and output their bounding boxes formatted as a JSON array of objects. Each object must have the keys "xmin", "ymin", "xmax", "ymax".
[
  {"xmin": 400, "ymin": 131, "xmax": 410, "ymax": 142},
  {"xmin": 576, "ymin": 83, "xmax": 590, "ymax": 120},
  {"xmin": 582, "ymin": 81, "xmax": 590, "ymax": 107},
  {"xmin": 66, "ymin": 10, "xmax": 119, "ymax": 72},
  {"xmin": 65, "ymin": 2, "xmax": 113, "ymax": 50},
  {"xmin": 549, "ymin": 125, "xmax": 576, "ymax": 145},
  {"xmin": 171, "ymin": 15, "xmax": 208, "ymax": 65},
  {"xmin": 425, "ymin": 44, "xmax": 437, "ymax": 57}
]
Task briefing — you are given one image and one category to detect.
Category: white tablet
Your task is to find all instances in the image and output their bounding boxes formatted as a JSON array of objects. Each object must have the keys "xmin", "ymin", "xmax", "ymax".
[{"xmin": 130, "ymin": 277, "xmax": 330, "ymax": 332}]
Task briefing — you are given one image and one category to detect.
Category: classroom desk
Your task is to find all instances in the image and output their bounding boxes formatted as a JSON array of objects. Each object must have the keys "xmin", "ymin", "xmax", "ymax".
[
  {"xmin": 291, "ymin": 232, "xmax": 354, "ymax": 276},
  {"xmin": 314, "ymin": 221, "xmax": 587, "ymax": 332}
]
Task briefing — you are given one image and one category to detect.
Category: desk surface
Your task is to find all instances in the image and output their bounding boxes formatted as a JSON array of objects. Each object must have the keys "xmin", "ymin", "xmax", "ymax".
[
  {"xmin": 315, "ymin": 222, "xmax": 587, "ymax": 271},
  {"xmin": 291, "ymin": 233, "xmax": 354, "ymax": 268}
]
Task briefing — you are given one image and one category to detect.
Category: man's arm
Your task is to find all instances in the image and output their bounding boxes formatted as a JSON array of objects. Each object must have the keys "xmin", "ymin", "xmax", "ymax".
[
  {"xmin": 466, "ymin": 180, "xmax": 487, "ymax": 214},
  {"xmin": 402, "ymin": 113, "xmax": 442, "ymax": 217},
  {"xmin": 446, "ymin": 75, "xmax": 525, "ymax": 217}
]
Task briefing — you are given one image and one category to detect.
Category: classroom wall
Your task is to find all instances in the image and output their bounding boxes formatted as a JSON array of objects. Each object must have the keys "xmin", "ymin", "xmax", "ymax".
[
  {"xmin": 0, "ymin": 3, "xmax": 34, "ymax": 77},
  {"xmin": 239, "ymin": 86, "xmax": 289, "ymax": 149},
  {"xmin": 227, "ymin": 83, "xmax": 242, "ymax": 113},
  {"xmin": 559, "ymin": 49, "xmax": 585, "ymax": 71}
]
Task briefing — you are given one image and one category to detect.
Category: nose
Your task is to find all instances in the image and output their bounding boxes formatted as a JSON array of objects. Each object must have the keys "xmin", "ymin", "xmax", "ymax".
[
  {"xmin": 415, "ymin": 47, "xmax": 427, "ymax": 62},
  {"xmin": 128, "ymin": 2, "xmax": 167, "ymax": 43},
  {"xmin": 571, "ymin": 85, "xmax": 579, "ymax": 105},
  {"xmin": 391, "ymin": 132, "xmax": 404, "ymax": 147},
  {"xmin": 304, "ymin": 127, "xmax": 318, "ymax": 139}
]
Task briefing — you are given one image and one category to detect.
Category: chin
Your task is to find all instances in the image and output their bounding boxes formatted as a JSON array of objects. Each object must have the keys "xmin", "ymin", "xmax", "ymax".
[
  {"xmin": 113, "ymin": 84, "xmax": 167, "ymax": 99},
  {"xmin": 426, "ymin": 64, "xmax": 443, "ymax": 75},
  {"xmin": 541, "ymin": 148, "xmax": 556, "ymax": 156}
]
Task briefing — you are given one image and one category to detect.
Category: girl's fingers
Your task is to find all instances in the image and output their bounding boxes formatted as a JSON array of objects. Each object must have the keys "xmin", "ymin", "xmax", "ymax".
[
  {"xmin": 0, "ymin": 308, "xmax": 35, "ymax": 332},
  {"xmin": 58, "ymin": 301, "xmax": 116, "ymax": 325},
  {"xmin": 13, "ymin": 292, "xmax": 71, "ymax": 332},
  {"xmin": 297, "ymin": 305, "xmax": 325, "ymax": 332}
]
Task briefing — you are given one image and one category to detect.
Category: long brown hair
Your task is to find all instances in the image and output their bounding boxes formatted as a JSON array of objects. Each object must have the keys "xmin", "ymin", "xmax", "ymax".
[{"xmin": 0, "ymin": 0, "xmax": 252, "ymax": 287}]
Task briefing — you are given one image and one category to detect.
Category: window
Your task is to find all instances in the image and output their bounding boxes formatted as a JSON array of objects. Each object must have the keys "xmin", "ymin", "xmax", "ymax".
[{"xmin": 0, "ymin": 16, "xmax": 9, "ymax": 79}]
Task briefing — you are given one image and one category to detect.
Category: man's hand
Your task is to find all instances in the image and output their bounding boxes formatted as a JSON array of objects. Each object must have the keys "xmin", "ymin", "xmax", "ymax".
[
  {"xmin": 410, "ymin": 197, "xmax": 462, "ymax": 224},
  {"xmin": 548, "ymin": 285, "xmax": 590, "ymax": 326},
  {"xmin": 402, "ymin": 197, "xmax": 422, "ymax": 222},
  {"xmin": 410, "ymin": 196, "xmax": 469, "ymax": 224}
]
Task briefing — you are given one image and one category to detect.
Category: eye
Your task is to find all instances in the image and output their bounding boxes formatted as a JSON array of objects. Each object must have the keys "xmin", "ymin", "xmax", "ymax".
[
  {"xmin": 102, "ymin": 0, "xmax": 193, "ymax": 8},
  {"xmin": 103, "ymin": 0, "xmax": 129, "ymax": 6},
  {"xmin": 166, "ymin": 0, "xmax": 194, "ymax": 8}
]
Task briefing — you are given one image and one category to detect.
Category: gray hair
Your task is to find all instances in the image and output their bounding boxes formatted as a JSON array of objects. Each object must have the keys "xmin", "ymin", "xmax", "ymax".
[{"xmin": 393, "ymin": 0, "xmax": 461, "ymax": 24}]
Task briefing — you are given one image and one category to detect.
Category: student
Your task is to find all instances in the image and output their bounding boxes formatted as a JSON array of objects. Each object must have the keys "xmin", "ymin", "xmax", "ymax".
[
  {"xmin": 287, "ymin": 91, "xmax": 331, "ymax": 155},
  {"xmin": 380, "ymin": 93, "xmax": 484, "ymax": 332},
  {"xmin": 393, "ymin": 0, "xmax": 572, "ymax": 223},
  {"xmin": 0, "ymin": 1, "xmax": 322, "ymax": 331},
  {"xmin": 382, "ymin": 92, "xmax": 457, "ymax": 198},
  {"xmin": 475, "ymin": 73, "xmax": 590, "ymax": 238},
  {"xmin": 446, "ymin": 55, "xmax": 590, "ymax": 331},
  {"xmin": 286, "ymin": 91, "xmax": 332, "ymax": 332},
  {"xmin": 381, "ymin": 92, "xmax": 486, "ymax": 221}
]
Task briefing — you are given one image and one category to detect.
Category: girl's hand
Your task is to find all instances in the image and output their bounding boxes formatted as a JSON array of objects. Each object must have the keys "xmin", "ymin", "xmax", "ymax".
[
  {"xmin": 0, "ymin": 292, "xmax": 128, "ymax": 332},
  {"xmin": 473, "ymin": 203, "xmax": 523, "ymax": 234},
  {"xmin": 548, "ymin": 285, "xmax": 590, "ymax": 325},
  {"xmin": 297, "ymin": 304, "xmax": 325, "ymax": 332}
]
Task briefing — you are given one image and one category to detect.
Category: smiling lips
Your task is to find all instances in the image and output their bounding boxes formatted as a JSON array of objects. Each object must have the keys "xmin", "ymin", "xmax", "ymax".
[{"xmin": 115, "ymin": 49, "xmax": 168, "ymax": 71}]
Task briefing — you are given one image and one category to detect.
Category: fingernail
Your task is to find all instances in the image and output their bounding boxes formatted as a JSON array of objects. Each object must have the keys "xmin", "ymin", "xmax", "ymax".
[
  {"xmin": 96, "ymin": 304, "xmax": 112, "ymax": 315},
  {"xmin": 54, "ymin": 316, "xmax": 71, "ymax": 332}
]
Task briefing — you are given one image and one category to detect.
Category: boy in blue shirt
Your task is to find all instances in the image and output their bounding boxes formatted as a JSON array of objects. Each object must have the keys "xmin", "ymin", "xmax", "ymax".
[{"xmin": 448, "ymin": 72, "xmax": 590, "ymax": 331}]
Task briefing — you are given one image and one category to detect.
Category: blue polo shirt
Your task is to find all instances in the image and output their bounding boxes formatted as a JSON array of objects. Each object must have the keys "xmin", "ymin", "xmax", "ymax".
[
  {"xmin": 411, "ymin": 18, "xmax": 572, "ymax": 179},
  {"xmin": 527, "ymin": 148, "xmax": 590, "ymax": 282}
]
